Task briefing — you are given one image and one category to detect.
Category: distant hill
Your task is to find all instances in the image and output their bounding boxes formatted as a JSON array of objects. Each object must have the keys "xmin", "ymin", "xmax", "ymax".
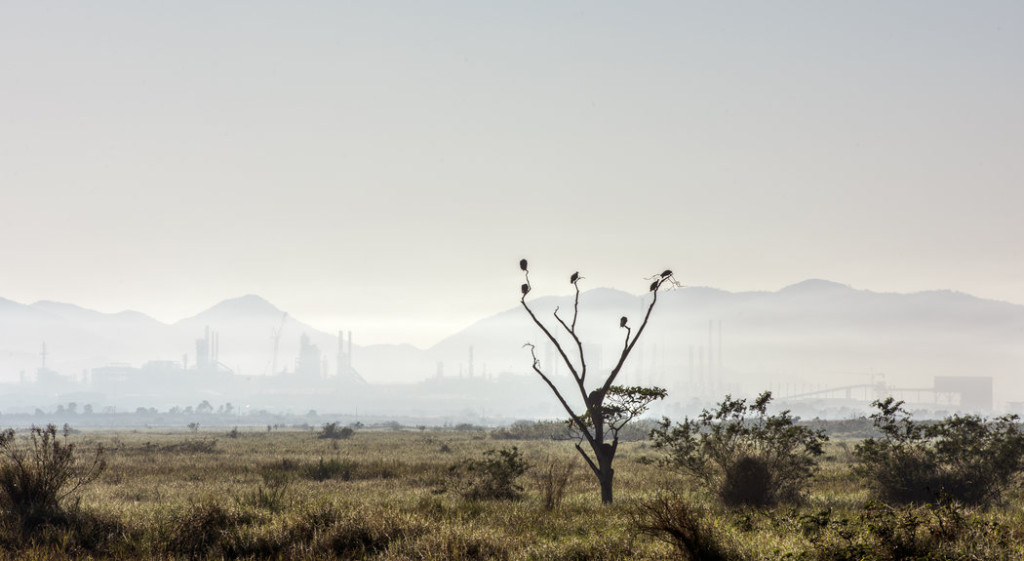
[
  {"xmin": 431, "ymin": 282, "xmax": 1024, "ymax": 404},
  {"xmin": 1, "ymin": 282, "xmax": 1023, "ymax": 403}
]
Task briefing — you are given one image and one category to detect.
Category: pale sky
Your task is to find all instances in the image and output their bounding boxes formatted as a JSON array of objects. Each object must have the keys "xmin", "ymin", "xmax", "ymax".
[{"xmin": 2, "ymin": 2, "xmax": 1022, "ymax": 348}]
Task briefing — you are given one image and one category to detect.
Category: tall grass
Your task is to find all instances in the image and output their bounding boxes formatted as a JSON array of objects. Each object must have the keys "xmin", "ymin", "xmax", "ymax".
[{"xmin": 0, "ymin": 426, "xmax": 1019, "ymax": 559}]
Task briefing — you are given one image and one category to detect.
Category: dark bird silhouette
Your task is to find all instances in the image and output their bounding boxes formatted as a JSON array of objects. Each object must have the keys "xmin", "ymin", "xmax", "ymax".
[
  {"xmin": 661, "ymin": 269, "xmax": 672, "ymax": 278},
  {"xmin": 650, "ymin": 280, "xmax": 659, "ymax": 292},
  {"xmin": 519, "ymin": 259, "xmax": 528, "ymax": 271},
  {"xmin": 620, "ymin": 316, "xmax": 628, "ymax": 328},
  {"xmin": 570, "ymin": 271, "xmax": 579, "ymax": 283},
  {"xmin": 521, "ymin": 284, "xmax": 530, "ymax": 295}
]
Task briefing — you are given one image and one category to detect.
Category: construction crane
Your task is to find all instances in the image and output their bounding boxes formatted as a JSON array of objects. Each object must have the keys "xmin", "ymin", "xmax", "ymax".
[{"xmin": 267, "ymin": 312, "xmax": 288, "ymax": 375}]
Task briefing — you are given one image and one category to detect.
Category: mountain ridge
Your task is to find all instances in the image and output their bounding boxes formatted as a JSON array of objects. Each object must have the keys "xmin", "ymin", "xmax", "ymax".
[{"xmin": 2, "ymin": 281, "xmax": 1023, "ymax": 396}]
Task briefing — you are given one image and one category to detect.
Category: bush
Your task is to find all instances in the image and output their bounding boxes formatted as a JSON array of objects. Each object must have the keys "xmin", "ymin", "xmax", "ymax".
[
  {"xmin": 854, "ymin": 397, "xmax": 1024, "ymax": 505},
  {"xmin": 634, "ymin": 494, "xmax": 735, "ymax": 561},
  {"xmin": 650, "ymin": 392, "xmax": 827, "ymax": 507},
  {"xmin": 789, "ymin": 500, "xmax": 971, "ymax": 561},
  {"xmin": 318, "ymin": 422, "xmax": 355, "ymax": 440},
  {"xmin": 450, "ymin": 447, "xmax": 530, "ymax": 501},
  {"xmin": 0, "ymin": 424, "xmax": 106, "ymax": 528}
]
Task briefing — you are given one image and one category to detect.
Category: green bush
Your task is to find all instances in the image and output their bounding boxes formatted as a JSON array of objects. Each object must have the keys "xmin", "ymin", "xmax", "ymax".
[
  {"xmin": 318, "ymin": 422, "xmax": 355, "ymax": 440},
  {"xmin": 788, "ymin": 500, "xmax": 972, "ymax": 561},
  {"xmin": 651, "ymin": 392, "xmax": 828, "ymax": 507},
  {"xmin": 450, "ymin": 446, "xmax": 530, "ymax": 501},
  {"xmin": 854, "ymin": 398, "xmax": 1024, "ymax": 505},
  {"xmin": 0, "ymin": 424, "xmax": 106, "ymax": 528}
]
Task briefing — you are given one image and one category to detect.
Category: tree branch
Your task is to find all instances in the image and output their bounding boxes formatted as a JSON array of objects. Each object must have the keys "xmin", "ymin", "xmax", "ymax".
[
  {"xmin": 575, "ymin": 442, "xmax": 600, "ymax": 477},
  {"xmin": 523, "ymin": 343, "xmax": 596, "ymax": 449},
  {"xmin": 521, "ymin": 299, "xmax": 581, "ymax": 382},
  {"xmin": 602, "ymin": 276, "xmax": 668, "ymax": 395}
]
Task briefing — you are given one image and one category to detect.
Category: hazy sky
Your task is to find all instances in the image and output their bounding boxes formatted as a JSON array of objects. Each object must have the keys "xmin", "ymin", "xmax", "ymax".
[{"xmin": 2, "ymin": 2, "xmax": 1022, "ymax": 348}]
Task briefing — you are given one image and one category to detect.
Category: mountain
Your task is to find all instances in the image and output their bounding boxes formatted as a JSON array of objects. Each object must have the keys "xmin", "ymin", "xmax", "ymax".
[
  {"xmin": 431, "ymin": 282, "xmax": 1024, "ymax": 405},
  {"xmin": 2, "ymin": 281, "xmax": 1023, "ymax": 405}
]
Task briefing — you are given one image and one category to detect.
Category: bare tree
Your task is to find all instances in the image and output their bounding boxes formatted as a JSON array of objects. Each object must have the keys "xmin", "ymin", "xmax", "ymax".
[{"xmin": 519, "ymin": 260, "xmax": 674, "ymax": 503}]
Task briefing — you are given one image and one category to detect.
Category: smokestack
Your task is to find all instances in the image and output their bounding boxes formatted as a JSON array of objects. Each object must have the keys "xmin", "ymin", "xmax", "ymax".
[
  {"xmin": 707, "ymin": 320, "xmax": 713, "ymax": 381},
  {"xmin": 468, "ymin": 346, "xmax": 475, "ymax": 378},
  {"xmin": 337, "ymin": 331, "xmax": 343, "ymax": 377},
  {"xmin": 347, "ymin": 331, "xmax": 353, "ymax": 369},
  {"xmin": 689, "ymin": 345, "xmax": 695, "ymax": 385},
  {"xmin": 698, "ymin": 347, "xmax": 705, "ymax": 391},
  {"xmin": 718, "ymin": 320, "xmax": 723, "ymax": 372}
]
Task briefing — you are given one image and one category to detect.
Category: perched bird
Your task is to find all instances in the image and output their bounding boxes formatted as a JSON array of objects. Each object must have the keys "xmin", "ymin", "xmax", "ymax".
[
  {"xmin": 570, "ymin": 271, "xmax": 579, "ymax": 283},
  {"xmin": 521, "ymin": 284, "xmax": 530, "ymax": 295},
  {"xmin": 661, "ymin": 269, "xmax": 673, "ymax": 278},
  {"xmin": 520, "ymin": 259, "xmax": 528, "ymax": 271},
  {"xmin": 619, "ymin": 316, "xmax": 628, "ymax": 328},
  {"xmin": 650, "ymin": 280, "xmax": 659, "ymax": 292}
]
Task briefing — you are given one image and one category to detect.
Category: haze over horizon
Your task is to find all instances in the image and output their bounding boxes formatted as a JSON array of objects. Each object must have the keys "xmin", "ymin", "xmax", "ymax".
[
  {"xmin": 3, "ymin": 277, "xmax": 1018, "ymax": 351},
  {"xmin": 3, "ymin": 2, "xmax": 1022, "ymax": 348}
]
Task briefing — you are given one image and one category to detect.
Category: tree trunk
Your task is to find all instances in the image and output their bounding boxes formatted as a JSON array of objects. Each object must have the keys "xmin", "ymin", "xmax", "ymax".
[{"xmin": 596, "ymin": 443, "xmax": 615, "ymax": 504}]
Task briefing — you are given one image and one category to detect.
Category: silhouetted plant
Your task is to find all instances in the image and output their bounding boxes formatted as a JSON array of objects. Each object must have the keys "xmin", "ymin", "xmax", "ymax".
[
  {"xmin": 0, "ymin": 424, "xmax": 106, "ymax": 529},
  {"xmin": 519, "ymin": 259, "xmax": 675, "ymax": 503},
  {"xmin": 854, "ymin": 397, "xmax": 1024, "ymax": 505},
  {"xmin": 651, "ymin": 392, "xmax": 827, "ymax": 507}
]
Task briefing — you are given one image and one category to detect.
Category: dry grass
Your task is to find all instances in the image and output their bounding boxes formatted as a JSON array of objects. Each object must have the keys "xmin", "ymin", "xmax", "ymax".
[{"xmin": 0, "ymin": 427, "xmax": 1019, "ymax": 559}]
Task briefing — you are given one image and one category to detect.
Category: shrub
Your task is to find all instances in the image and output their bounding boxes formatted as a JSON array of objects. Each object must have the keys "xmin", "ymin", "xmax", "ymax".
[
  {"xmin": 450, "ymin": 446, "xmax": 530, "ymax": 501},
  {"xmin": 634, "ymin": 494, "xmax": 735, "ymax": 561},
  {"xmin": 789, "ymin": 500, "xmax": 971, "ymax": 561},
  {"xmin": 0, "ymin": 424, "xmax": 106, "ymax": 528},
  {"xmin": 318, "ymin": 422, "xmax": 354, "ymax": 440},
  {"xmin": 854, "ymin": 397, "xmax": 1024, "ymax": 505},
  {"xmin": 650, "ymin": 392, "xmax": 827, "ymax": 507}
]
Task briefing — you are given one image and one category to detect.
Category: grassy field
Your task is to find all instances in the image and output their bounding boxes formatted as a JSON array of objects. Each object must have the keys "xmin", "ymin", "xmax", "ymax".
[{"xmin": 1, "ymin": 425, "xmax": 1023, "ymax": 560}]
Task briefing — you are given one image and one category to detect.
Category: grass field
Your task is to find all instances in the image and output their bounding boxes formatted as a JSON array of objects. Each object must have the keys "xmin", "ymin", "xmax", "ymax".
[{"xmin": 1, "ymin": 425, "xmax": 1022, "ymax": 560}]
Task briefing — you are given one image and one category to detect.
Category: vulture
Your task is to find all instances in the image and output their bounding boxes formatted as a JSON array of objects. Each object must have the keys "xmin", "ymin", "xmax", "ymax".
[
  {"xmin": 521, "ymin": 284, "xmax": 530, "ymax": 295},
  {"xmin": 570, "ymin": 271, "xmax": 579, "ymax": 283},
  {"xmin": 619, "ymin": 316, "xmax": 628, "ymax": 328},
  {"xmin": 519, "ymin": 259, "xmax": 528, "ymax": 271}
]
